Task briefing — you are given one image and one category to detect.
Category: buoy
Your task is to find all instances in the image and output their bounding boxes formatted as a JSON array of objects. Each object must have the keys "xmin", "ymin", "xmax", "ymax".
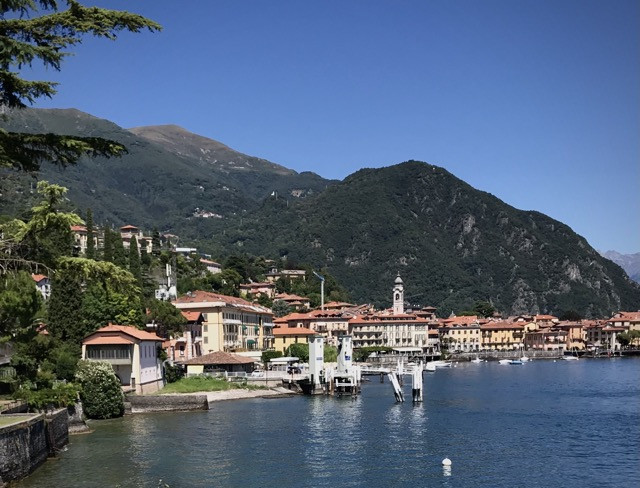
[{"xmin": 442, "ymin": 458, "xmax": 452, "ymax": 466}]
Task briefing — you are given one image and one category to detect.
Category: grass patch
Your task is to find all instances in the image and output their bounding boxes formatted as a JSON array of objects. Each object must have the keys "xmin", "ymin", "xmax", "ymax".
[
  {"xmin": 159, "ymin": 376, "xmax": 265, "ymax": 394},
  {"xmin": 0, "ymin": 415, "xmax": 36, "ymax": 427}
]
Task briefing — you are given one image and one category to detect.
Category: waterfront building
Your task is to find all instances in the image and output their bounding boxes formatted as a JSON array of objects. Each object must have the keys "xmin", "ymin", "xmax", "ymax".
[
  {"xmin": 523, "ymin": 326, "xmax": 568, "ymax": 352},
  {"xmin": 554, "ymin": 321, "xmax": 587, "ymax": 350},
  {"xmin": 30, "ymin": 274, "xmax": 50, "ymax": 300},
  {"xmin": 272, "ymin": 326, "xmax": 316, "ymax": 353},
  {"xmin": 179, "ymin": 351, "xmax": 256, "ymax": 376},
  {"xmin": 81, "ymin": 324, "xmax": 164, "ymax": 393},
  {"xmin": 583, "ymin": 322, "xmax": 627, "ymax": 351},
  {"xmin": 608, "ymin": 311, "xmax": 640, "ymax": 331},
  {"xmin": 480, "ymin": 321, "xmax": 525, "ymax": 350},
  {"xmin": 173, "ymin": 291, "xmax": 274, "ymax": 353},
  {"xmin": 438, "ymin": 316, "xmax": 482, "ymax": 352},
  {"xmin": 274, "ymin": 309, "xmax": 355, "ymax": 346},
  {"xmin": 163, "ymin": 311, "xmax": 204, "ymax": 362}
]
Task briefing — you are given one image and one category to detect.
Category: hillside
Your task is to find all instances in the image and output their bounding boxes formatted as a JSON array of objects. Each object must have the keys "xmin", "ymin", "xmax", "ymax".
[
  {"xmin": 0, "ymin": 108, "xmax": 332, "ymax": 238},
  {"xmin": 213, "ymin": 161, "xmax": 640, "ymax": 317}
]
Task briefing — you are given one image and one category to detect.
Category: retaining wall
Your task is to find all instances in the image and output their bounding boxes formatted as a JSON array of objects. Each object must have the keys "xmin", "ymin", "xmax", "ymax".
[{"xmin": 126, "ymin": 394, "xmax": 208, "ymax": 413}]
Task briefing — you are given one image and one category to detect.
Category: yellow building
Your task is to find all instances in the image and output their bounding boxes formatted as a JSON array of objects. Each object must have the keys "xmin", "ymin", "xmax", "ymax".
[
  {"xmin": 481, "ymin": 321, "xmax": 525, "ymax": 350},
  {"xmin": 438, "ymin": 316, "xmax": 482, "ymax": 352},
  {"xmin": 272, "ymin": 327, "xmax": 316, "ymax": 354},
  {"xmin": 173, "ymin": 291, "xmax": 274, "ymax": 353}
]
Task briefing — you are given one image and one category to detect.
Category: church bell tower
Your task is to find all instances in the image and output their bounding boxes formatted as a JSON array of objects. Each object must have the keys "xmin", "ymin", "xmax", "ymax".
[{"xmin": 393, "ymin": 273, "xmax": 404, "ymax": 315}]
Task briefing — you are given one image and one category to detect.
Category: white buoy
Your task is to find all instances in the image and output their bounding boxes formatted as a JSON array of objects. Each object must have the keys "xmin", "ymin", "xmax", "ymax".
[{"xmin": 442, "ymin": 458, "xmax": 452, "ymax": 466}]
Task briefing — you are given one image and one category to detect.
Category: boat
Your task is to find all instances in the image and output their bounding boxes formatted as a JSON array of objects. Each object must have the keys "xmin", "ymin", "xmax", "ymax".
[
  {"xmin": 425, "ymin": 362, "xmax": 436, "ymax": 372},
  {"xmin": 431, "ymin": 360, "xmax": 452, "ymax": 368},
  {"xmin": 498, "ymin": 359, "xmax": 511, "ymax": 365},
  {"xmin": 508, "ymin": 359, "xmax": 524, "ymax": 365},
  {"xmin": 520, "ymin": 356, "xmax": 530, "ymax": 362},
  {"xmin": 562, "ymin": 355, "xmax": 579, "ymax": 361},
  {"xmin": 470, "ymin": 355, "xmax": 483, "ymax": 363}
]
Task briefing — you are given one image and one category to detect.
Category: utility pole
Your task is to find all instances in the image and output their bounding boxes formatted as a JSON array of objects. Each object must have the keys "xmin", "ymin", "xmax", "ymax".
[{"xmin": 312, "ymin": 271, "xmax": 325, "ymax": 310}]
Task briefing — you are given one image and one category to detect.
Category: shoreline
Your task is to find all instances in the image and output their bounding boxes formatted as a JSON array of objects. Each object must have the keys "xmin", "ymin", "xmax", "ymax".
[{"xmin": 162, "ymin": 386, "xmax": 298, "ymax": 403}]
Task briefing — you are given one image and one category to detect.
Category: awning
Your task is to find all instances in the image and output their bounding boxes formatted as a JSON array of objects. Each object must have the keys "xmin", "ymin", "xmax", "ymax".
[{"xmin": 247, "ymin": 340, "xmax": 256, "ymax": 345}]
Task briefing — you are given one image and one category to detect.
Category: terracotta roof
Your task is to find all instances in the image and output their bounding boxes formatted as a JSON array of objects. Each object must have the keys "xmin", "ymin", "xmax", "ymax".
[
  {"xmin": 349, "ymin": 313, "xmax": 429, "ymax": 325},
  {"xmin": 200, "ymin": 259, "xmax": 221, "ymax": 266},
  {"xmin": 534, "ymin": 315, "xmax": 558, "ymax": 321},
  {"xmin": 120, "ymin": 225, "xmax": 139, "ymax": 230},
  {"xmin": 31, "ymin": 274, "xmax": 48, "ymax": 282},
  {"xmin": 84, "ymin": 336, "xmax": 134, "ymax": 345},
  {"xmin": 70, "ymin": 225, "xmax": 86, "ymax": 232},
  {"xmin": 180, "ymin": 351, "xmax": 255, "ymax": 365},
  {"xmin": 275, "ymin": 293, "xmax": 308, "ymax": 302},
  {"xmin": 83, "ymin": 324, "xmax": 163, "ymax": 343},
  {"xmin": 480, "ymin": 321, "xmax": 525, "ymax": 330},
  {"xmin": 240, "ymin": 282, "xmax": 274, "ymax": 288},
  {"xmin": 173, "ymin": 290, "xmax": 271, "ymax": 314},
  {"xmin": 181, "ymin": 311, "xmax": 203, "ymax": 322},
  {"xmin": 273, "ymin": 327, "xmax": 316, "ymax": 336},
  {"xmin": 442, "ymin": 316, "xmax": 479, "ymax": 325}
]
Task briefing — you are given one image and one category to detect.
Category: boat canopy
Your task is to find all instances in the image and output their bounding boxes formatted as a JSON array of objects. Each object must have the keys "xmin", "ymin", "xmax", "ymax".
[{"xmin": 269, "ymin": 356, "xmax": 300, "ymax": 364}]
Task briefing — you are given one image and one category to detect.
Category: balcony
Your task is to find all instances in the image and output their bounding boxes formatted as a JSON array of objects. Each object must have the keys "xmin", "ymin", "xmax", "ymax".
[{"xmin": 223, "ymin": 318, "xmax": 242, "ymax": 325}]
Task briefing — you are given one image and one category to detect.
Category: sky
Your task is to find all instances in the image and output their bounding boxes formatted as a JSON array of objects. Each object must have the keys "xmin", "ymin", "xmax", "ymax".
[{"xmin": 24, "ymin": 0, "xmax": 639, "ymax": 253}]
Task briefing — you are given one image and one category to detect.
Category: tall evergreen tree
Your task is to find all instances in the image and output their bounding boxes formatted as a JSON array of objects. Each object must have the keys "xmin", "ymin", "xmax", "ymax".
[
  {"xmin": 85, "ymin": 209, "xmax": 95, "ymax": 259},
  {"xmin": 152, "ymin": 228, "xmax": 161, "ymax": 256},
  {"xmin": 128, "ymin": 236, "xmax": 142, "ymax": 285},
  {"xmin": 112, "ymin": 234, "xmax": 127, "ymax": 268},
  {"xmin": 102, "ymin": 227, "xmax": 114, "ymax": 263},
  {"xmin": 0, "ymin": 1, "xmax": 160, "ymax": 173},
  {"xmin": 47, "ymin": 271, "xmax": 83, "ymax": 343},
  {"xmin": 139, "ymin": 238, "xmax": 151, "ymax": 267}
]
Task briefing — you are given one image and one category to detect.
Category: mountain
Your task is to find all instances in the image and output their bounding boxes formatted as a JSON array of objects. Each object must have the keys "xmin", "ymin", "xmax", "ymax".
[
  {"xmin": 2, "ymin": 109, "xmax": 639, "ymax": 317},
  {"xmin": 0, "ymin": 108, "xmax": 333, "ymax": 238},
  {"xmin": 600, "ymin": 251, "xmax": 640, "ymax": 283},
  {"xmin": 211, "ymin": 161, "xmax": 640, "ymax": 317}
]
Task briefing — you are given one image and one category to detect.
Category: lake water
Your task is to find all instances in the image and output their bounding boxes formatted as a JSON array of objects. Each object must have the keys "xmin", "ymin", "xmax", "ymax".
[{"xmin": 17, "ymin": 358, "xmax": 640, "ymax": 488}]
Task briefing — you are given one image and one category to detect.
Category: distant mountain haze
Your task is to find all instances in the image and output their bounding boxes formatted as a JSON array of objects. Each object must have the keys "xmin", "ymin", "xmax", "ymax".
[
  {"xmin": 600, "ymin": 251, "xmax": 640, "ymax": 284},
  {"xmin": 1, "ymin": 108, "xmax": 638, "ymax": 316}
]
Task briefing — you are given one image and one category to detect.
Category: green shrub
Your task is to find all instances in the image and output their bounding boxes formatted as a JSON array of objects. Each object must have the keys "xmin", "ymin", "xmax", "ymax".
[
  {"xmin": 164, "ymin": 363, "xmax": 184, "ymax": 383},
  {"xmin": 75, "ymin": 360, "xmax": 124, "ymax": 419},
  {"xmin": 261, "ymin": 350, "xmax": 282, "ymax": 364},
  {"xmin": 14, "ymin": 382, "xmax": 80, "ymax": 411}
]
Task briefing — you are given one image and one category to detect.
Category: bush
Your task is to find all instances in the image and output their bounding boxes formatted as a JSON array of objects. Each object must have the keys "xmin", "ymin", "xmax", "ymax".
[
  {"xmin": 261, "ymin": 350, "xmax": 282, "ymax": 365},
  {"xmin": 14, "ymin": 382, "xmax": 80, "ymax": 411},
  {"xmin": 75, "ymin": 360, "xmax": 124, "ymax": 419},
  {"xmin": 164, "ymin": 363, "xmax": 184, "ymax": 383}
]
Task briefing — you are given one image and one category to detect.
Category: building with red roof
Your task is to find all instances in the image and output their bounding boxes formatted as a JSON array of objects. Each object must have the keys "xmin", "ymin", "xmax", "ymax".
[
  {"xmin": 81, "ymin": 324, "xmax": 164, "ymax": 393},
  {"xmin": 272, "ymin": 327, "xmax": 316, "ymax": 353}
]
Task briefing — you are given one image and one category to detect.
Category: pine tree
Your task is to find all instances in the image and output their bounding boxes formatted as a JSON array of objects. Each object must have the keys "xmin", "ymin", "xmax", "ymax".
[
  {"xmin": 1, "ymin": 1, "xmax": 160, "ymax": 173},
  {"xmin": 112, "ymin": 234, "xmax": 127, "ymax": 268},
  {"xmin": 85, "ymin": 209, "xmax": 95, "ymax": 259},
  {"xmin": 128, "ymin": 236, "xmax": 142, "ymax": 285},
  {"xmin": 102, "ymin": 227, "xmax": 114, "ymax": 263}
]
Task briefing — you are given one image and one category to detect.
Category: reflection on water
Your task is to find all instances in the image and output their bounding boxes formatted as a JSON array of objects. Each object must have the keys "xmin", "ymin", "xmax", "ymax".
[{"xmin": 17, "ymin": 359, "xmax": 640, "ymax": 488}]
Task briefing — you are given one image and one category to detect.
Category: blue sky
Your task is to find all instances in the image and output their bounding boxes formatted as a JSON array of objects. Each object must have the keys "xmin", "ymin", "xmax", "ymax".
[{"xmin": 27, "ymin": 0, "xmax": 639, "ymax": 253}]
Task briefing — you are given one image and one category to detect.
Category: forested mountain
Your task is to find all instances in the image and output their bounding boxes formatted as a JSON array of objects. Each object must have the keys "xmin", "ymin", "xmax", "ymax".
[
  {"xmin": 2, "ymin": 109, "xmax": 638, "ymax": 316},
  {"xmin": 0, "ymin": 108, "xmax": 332, "ymax": 238},
  {"xmin": 213, "ymin": 162, "xmax": 640, "ymax": 317}
]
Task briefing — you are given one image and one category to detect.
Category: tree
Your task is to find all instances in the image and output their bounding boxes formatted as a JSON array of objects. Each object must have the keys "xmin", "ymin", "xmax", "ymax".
[
  {"xmin": 112, "ymin": 234, "xmax": 126, "ymax": 268},
  {"xmin": 559, "ymin": 310, "xmax": 582, "ymax": 322},
  {"xmin": 147, "ymin": 299, "xmax": 187, "ymax": 339},
  {"xmin": 0, "ymin": 271, "xmax": 43, "ymax": 340},
  {"xmin": 272, "ymin": 300, "xmax": 291, "ymax": 318},
  {"xmin": 85, "ymin": 209, "xmax": 95, "ymax": 259},
  {"xmin": 102, "ymin": 226, "xmax": 113, "ymax": 262},
  {"xmin": 128, "ymin": 235, "xmax": 142, "ymax": 285},
  {"xmin": 47, "ymin": 268, "xmax": 83, "ymax": 343},
  {"xmin": 0, "ymin": 1, "xmax": 160, "ymax": 173},
  {"xmin": 472, "ymin": 301, "xmax": 495, "ymax": 318},
  {"xmin": 285, "ymin": 343, "xmax": 309, "ymax": 362}
]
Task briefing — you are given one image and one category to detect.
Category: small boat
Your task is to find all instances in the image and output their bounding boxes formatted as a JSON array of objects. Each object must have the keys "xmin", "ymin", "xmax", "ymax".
[
  {"xmin": 562, "ymin": 355, "xmax": 579, "ymax": 361},
  {"xmin": 431, "ymin": 360, "xmax": 452, "ymax": 368},
  {"xmin": 498, "ymin": 359, "xmax": 511, "ymax": 365},
  {"xmin": 425, "ymin": 362, "xmax": 436, "ymax": 372},
  {"xmin": 508, "ymin": 359, "xmax": 524, "ymax": 365},
  {"xmin": 520, "ymin": 356, "xmax": 530, "ymax": 362},
  {"xmin": 470, "ymin": 356, "xmax": 483, "ymax": 363}
]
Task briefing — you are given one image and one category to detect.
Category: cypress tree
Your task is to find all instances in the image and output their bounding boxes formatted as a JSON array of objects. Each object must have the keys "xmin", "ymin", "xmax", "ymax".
[
  {"xmin": 152, "ymin": 228, "xmax": 161, "ymax": 256},
  {"xmin": 140, "ymin": 238, "xmax": 151, "ymax": 267},
  {"xmin": 86, "ymin": 208, "xmax": 95, "ymax": 259},
  {"xmin": 129, "ymin": 236, "xmax": 142, "ymax": 285},
  {"xmin": 48, "ymin": 271, "xmax": 84, "ymax": 343},
  {"xmin": 112, "ymin": 233, "xmax": 127, "ymax": 268},
  {"xmin": 103, "ymin": 227, "xmax": 114, "ymax": 263}
]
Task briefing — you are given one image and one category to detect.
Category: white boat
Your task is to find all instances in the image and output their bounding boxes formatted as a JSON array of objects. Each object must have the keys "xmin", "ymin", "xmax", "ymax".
[
  {"xmin": 470, "ymin": 356, "xmax": 483, "ymax": 363},
  {"xmin": 520, "ymin": 356, "xmax": 530, "ymax": 362},
  {"xmin": 425, "ymin": 362, "xmax": 436, "ymax": 372},
  {"xmin": 562, "ymin": 355, "xmax": 579, "ymax": 361},
  {"xmin": 431, "ymin": 360, "xmax": 452, "ymax": 368},
  {"xmin": 498, "ymin": 359, "xmax": 511, "ymax": 365}
]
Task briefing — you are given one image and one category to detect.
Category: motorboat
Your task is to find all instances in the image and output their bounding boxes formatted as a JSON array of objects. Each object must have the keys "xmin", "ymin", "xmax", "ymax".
[
  {"xmin": 562, "ymin": 355, "xmax": 579, "ymax": 361},
  {"xmin": 431, "ymin": 360, "xmax": 452, "ymax": 368},
  {"xmin": 470, "ymin": 356, "xmax": 483, "ymax": 363},
  {"xmin": 498, "ymin": 359, "xmax": 511, "ymax": 365},
  {"xmin": 520, "ymin": 356, "xmax": 530, "ymax": 362},
  {"xmin": 508, "ymin": 359, "xmax": 524, "ymax": 365},
  {"xmin": 425, "ymin": 362, "xmax": 436, "ymax": 372}
]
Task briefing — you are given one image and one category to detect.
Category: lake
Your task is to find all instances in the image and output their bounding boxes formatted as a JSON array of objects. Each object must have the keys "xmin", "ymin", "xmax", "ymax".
[{"xmin": 17, "ymin": 358, "xmax": 640, "ymax": 488}]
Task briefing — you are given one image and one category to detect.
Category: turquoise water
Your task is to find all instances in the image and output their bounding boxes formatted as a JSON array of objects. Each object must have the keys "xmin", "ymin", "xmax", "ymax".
[{"xmin": 17, "ymin": 358, "xmax": 640, "ymax": 487}]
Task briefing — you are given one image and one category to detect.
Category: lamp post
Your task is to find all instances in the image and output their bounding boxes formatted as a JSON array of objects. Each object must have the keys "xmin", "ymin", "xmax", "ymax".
[{"xmin": 313, "ymin": 271, "xmax": 325, "ymax": 310}]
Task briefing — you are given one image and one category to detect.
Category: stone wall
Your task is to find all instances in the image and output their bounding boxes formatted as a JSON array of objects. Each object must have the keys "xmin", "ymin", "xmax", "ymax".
[
  {"xmin": 126, "ymin": 394, "xmax": 208, "ymax": 413},
  {"xmin": 0, "ymin": 410, "xmax": 70, "ymax": 485}
]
